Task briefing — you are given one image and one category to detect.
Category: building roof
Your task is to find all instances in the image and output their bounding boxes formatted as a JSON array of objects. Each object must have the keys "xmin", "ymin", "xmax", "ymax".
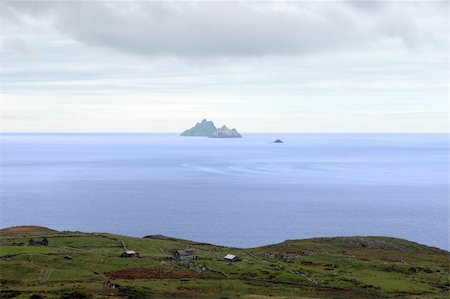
[
  {"xmin": 176, "ymin": 249, "xmax": 195, "ymax": 255},
  {"xmin": 224, "ymin": 254, "xmax": 236, "ymax": 260},
  {"xmin": 124, "ymin": 250, "xmax": 136, "ymax": 254}
]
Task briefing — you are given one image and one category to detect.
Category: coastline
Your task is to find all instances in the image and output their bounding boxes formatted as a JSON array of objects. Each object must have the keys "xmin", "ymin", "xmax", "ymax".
[{"xmin": 1, "ymin": 226, "xmax": 448, "ymax": 298}]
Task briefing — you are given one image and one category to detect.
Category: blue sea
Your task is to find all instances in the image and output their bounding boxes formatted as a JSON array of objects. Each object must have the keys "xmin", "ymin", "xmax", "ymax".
[{"xmin": 0, "ymin": 133, "xmax": 448, "ymax": 249}]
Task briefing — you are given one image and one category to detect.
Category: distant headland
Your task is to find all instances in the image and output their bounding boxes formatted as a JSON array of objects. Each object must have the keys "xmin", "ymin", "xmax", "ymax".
[
  {"xmin": 1, "ymin": 225, "xmax": 448, "ymax": 298},
  {"xmin": 181, "ymin": 119, "xmax": 242, "ymax": 138}
]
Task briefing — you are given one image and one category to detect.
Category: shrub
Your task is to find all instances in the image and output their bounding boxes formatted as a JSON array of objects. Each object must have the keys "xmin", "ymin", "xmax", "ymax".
[
  {"xmin": 59, "ymin": 291, "xmax": 92, "ymax": 299},
  {"xmin": 0, "ymin": 290, "xmax": 21, "ymax": 299},
  {"xmin": 118, "ymin": 286, "xmax": 152, "ymax": 299}
]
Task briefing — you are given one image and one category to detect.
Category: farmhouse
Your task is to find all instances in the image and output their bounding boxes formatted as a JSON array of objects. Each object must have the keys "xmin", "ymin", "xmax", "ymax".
[
  {"xmin": 120, "ymin": 250, "xmax": 140, "ymax": 257},
  {"xmin": 28, "ymin": 238, "xmax": 48, "ymax": 246},
  {"xmin": 224, "ymin": 254, "xmax": 241, "ymax": 262},
  {"xmin": 173, "ymin": 249, "xmax": 197, "ymax": 260}
]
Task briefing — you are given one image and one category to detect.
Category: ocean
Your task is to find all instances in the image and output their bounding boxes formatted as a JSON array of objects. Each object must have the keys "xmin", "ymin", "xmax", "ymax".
[{"xmin": 0, "ymin": 133, "xmax": 448, "ymax": 249}]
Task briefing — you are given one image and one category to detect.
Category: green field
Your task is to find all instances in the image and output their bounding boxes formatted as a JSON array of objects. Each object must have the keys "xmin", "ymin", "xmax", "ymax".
[{"xmin": 0, "ymin": 226, "xmax": 448, "ymax": 298}]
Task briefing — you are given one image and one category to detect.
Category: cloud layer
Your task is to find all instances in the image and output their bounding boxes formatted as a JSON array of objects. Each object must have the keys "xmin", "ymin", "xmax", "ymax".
[
  {"xmin": 0, "ymin": 1, "xmax": 448, "ymax": 132},
  {"xmin": 2, "ymin": 1, "xmax": 447, "ymax": 58}
]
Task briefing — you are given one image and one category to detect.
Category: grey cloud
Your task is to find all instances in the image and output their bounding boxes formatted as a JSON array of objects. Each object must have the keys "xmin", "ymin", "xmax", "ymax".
[
  {"xmin": 1, "ymin": 37, "xmax": 31, "ymax": 55},
  {"xmin": 345, "ymin": 0, "xmax": 387, "ymax": 13},
  {"xmin": 1, "ymin": 1, "xmax": 447, "ymax": 59}
]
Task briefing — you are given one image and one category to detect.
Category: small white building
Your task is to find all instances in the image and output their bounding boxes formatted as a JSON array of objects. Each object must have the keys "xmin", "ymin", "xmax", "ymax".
[
  {"xmin": 224, "ymin": 254, "xmax": 241, "ymax": 262},
  {"xmin": 121, "ymin": 250, "xmax": 140, "ymax": 257}
]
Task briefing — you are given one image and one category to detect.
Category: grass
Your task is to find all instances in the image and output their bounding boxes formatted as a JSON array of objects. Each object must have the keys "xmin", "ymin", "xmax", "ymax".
[
  {"xmin": 0, "ymin": 246, "xmax": 55, "ymax": 256},
  {"xmin": 0, "ymin": 227, "xmax": 448, "ymax": 298}
]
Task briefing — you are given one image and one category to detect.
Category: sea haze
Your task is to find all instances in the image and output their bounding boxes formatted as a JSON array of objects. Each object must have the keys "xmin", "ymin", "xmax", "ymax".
[{"xmin": 0, "ymin": 133, "xmax": 448, "ymax": 249}]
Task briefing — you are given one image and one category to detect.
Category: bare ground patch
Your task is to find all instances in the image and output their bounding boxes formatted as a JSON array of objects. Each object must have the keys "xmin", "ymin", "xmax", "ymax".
[{"xmin": 105, "ymin": 268, "xmax": 209, "ymax": 280}]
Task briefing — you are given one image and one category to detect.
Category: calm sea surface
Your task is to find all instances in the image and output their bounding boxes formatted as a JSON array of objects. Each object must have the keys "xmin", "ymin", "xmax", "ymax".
[{"xmin": 0, "ymin": 133, "xmax": 448, "ymax": 249}]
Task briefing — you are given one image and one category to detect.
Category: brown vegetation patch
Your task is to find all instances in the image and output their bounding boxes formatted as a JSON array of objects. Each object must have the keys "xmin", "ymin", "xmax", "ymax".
[
  {"xmin": 105, "ymin": 268, "xmax": 207, "ymax": 280},
  {"xmin": 0, "ymin": 279, "xmax": 20, "ymax": 285}
]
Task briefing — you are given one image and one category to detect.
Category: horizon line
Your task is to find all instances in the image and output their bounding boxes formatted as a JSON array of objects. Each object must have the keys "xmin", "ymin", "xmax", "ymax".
[{"xmin": 0, "ymin": 131, "xmax": 448, "ymax": 134}]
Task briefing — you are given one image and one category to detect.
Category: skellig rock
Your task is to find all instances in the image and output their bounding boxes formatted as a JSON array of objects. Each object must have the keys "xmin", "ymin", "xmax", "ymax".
[
  {"xmin": 210, "ymin": 125, "xmax": 242, "ymax": 138},
  {"xmin": 181, "ymin": 120, "xmax": 242, "ymax": 138},
  {"xmin": 181, "ymin": 119, "xmax": 218, "ymax": 136}
]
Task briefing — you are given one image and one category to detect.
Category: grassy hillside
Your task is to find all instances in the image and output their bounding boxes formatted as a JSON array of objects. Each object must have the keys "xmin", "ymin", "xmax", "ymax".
[{"xmin": 0, "ymin": 226, "xmax": 448, "ymax": 298}]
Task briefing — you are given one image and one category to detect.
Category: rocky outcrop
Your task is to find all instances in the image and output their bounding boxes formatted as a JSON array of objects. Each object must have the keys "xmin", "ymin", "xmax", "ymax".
[
  {"xmin": 181, "ymin": 120, "xmax": 242, "ymax": 138},
  {"xmin": 181, "ymin": 119, "xmax": 217, "ymax": 136},
  {"xmin": 209, "ymin": 125, "xmax": 242, "ymax": 138}
]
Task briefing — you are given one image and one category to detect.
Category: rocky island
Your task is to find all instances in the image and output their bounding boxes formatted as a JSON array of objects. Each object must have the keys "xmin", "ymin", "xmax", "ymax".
[
  {"xmin": 181, "ymin": 119, "xmax": 242, "ymax": 138},
  {"xmin": 210, "ymin": 125, "xmax": 242, "ymax": 138}
]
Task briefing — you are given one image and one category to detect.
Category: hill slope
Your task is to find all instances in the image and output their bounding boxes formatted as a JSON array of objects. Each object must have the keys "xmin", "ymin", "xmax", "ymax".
[
  {"xmin": 0, "ymin": 227, "xmax": 448, "ymax": 298},
  {"xmin": 0, "ymin": 225, "xmax": 57, "ymax": 235}
]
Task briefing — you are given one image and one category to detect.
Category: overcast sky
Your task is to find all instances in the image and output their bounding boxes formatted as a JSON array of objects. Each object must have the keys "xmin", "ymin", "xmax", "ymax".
[{"xmin": 0, "ymin": 1, "xmax": 448, "ymax": 132}]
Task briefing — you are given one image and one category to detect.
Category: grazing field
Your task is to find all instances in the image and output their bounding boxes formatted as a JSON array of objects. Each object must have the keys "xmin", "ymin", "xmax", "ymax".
[{"xmin": 0, "ymin": 226, "xmax": 448, "ymax": 298}]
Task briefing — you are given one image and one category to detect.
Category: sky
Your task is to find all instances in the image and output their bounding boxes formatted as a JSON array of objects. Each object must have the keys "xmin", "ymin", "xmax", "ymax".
[{"xmin": 0, "ymin": 1, "xmax": 448, "ymax": 133}]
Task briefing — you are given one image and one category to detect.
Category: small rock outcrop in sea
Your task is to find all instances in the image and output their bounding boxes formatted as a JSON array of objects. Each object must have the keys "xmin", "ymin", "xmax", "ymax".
[
  {"xmin": 210, "ymin": 125, "xmax": 242, "ymax": 138},
  {"xmin": 181, "ymin": 120, "xmax": 242, "ymax": 138},
  {"xmin": 273, "ymin": 139, "xmax": 284, "ymax": 143},
  {"xmin": 181, "ymin": 119, "xmax": 218, "ymax": 136}
]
